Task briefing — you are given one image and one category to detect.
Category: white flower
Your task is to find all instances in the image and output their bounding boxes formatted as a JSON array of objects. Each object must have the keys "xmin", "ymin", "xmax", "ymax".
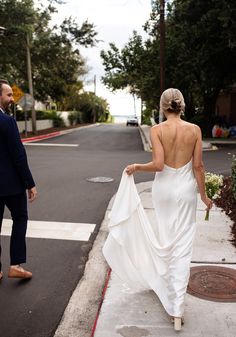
[{"xmin": 205, "ymin": 172, "xmax": 223, "ymax": 199}]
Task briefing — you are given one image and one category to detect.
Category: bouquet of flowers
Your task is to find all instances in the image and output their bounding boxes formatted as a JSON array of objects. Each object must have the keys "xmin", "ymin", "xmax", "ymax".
[{"xmin": 205, "ymin": 172, "xmax": 223, "ymax": 220}]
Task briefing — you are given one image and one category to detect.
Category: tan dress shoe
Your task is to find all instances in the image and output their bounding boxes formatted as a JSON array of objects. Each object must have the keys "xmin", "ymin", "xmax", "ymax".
[
  {"xmin": 0, "ymin": 271, "xmax": 3, "ymax": 280},
  {"xmin": 8, "ymin": 266, "xmax": 32, "ymax": 279}
]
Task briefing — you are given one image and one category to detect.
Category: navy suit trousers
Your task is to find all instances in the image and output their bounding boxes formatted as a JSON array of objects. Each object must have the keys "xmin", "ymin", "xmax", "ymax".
[{"xmin": 0, "ymin": 192, "xmax": 28, "ymax": 270}]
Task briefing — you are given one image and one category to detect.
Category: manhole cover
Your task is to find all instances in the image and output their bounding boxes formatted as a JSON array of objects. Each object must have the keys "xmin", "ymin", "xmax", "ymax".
[
  {"xmin": 187, "ymin": 265, "xmax": 236, "ymax": 302},
  {"xmin": 86, "ymin": 176, "xmax": 114, "ymax": 183}
]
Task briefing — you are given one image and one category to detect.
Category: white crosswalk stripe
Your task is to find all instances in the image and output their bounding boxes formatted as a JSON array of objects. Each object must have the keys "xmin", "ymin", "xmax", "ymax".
[
  {"xmin": 24, "ymin": 143, "xmax": 79, "ymax": 147},
  {"xmin": 2, "ymin": 219, "xmax": 96, "ymax": 241}
]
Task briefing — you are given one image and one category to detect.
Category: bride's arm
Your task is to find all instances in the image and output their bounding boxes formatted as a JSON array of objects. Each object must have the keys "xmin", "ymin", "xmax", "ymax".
[
  {"xmin": 192, "ymin": 126, "xmax": 212, "ymax": 209},
  {"xmin": 126, "ymin": 125, "xmax": 164, "ymax": 175}
]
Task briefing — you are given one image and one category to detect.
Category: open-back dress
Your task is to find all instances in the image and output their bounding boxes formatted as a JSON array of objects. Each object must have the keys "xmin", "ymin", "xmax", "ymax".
[{"xmin": 103, "ymin": 159, "xmax": 197, "ymax": 317}]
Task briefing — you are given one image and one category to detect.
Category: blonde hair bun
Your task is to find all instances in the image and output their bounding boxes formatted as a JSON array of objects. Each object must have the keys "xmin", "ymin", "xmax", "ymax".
[
  {"xmin": 169, "ymin": 99, "xmax": 182, "ymax": 112},
  {"xmin": 159, "ymin": 88, "xmax": 185, "ymax": 122}
]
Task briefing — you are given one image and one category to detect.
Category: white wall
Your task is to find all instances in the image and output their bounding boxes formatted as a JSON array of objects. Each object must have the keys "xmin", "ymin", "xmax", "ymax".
[
  {"xmin": 58, "ymin": 111, "xmax": 71, "ymax": 126},
  {"xmin": 17, "ymin": 119, "xmax": 53, "ymax": 133}
]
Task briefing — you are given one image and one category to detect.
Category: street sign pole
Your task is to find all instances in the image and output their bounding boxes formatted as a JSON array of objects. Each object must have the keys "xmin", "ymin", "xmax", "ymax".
[
  {"xmin": 26, "ymin": 33, "xmax": 37, "ymax": 134},
  {"xmin": 24, "ymin": 109, "xmax": 28, "ymax": 137},
  {"xmin": 17, "ymin": 93, "xmax": 35, "ymax": 137}
]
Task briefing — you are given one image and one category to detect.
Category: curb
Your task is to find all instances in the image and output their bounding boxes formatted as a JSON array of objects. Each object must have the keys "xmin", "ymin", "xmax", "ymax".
[
  {"xmin": 138, "ymin": 125, "xmax": 152, "ymax": 152},
  {"xmin": 53, "ymin": 211, "xmax": 110, "ymax": 337},
  {"xmin": 89, "ymin": 268, "xmax": 111, "ymax": 337},
  {"xmin": 22, "ymin": 131, "xmax": 62, "ymax": 143},
  {"xmin": 21, "ymin": 124, "xmax": 99, "ymax": 143}
]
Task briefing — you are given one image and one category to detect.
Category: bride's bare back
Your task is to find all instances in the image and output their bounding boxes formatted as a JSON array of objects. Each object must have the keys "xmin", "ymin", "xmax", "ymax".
[
  {"xmin": 126, "ymin": 87, "xmax": 212, "ymax": 213},
  {"xmin": 156, "ymin": 120, "xmax": 197, "ymax": 169}
]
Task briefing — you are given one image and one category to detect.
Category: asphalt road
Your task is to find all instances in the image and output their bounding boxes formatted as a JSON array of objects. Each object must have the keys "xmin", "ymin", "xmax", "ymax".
[
  {"xmin": 203, "ymin": 144, "xmax": 236, "ymax": 176},
  {"xmin": 25, "ymin": 124, "xmax": 153, "ymax": 223},
  {"xmin": 0, "ymin": 124, "xmax": 153, "ymax": 337},
  {"xmin": 1, "ymin": 123, "xmax": 236, "ymax": 337}
]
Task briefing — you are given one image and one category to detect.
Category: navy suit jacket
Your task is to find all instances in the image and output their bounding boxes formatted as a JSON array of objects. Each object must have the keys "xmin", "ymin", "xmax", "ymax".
[{"xmin": 0, "ymin": 110, "xmax": 35, "ymax": 196}]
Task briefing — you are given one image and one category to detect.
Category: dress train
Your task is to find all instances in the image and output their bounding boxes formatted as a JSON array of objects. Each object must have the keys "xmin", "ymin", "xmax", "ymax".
[{"xmin": 103, "ymin": 161, "xmax": 197, "ymax": 317}]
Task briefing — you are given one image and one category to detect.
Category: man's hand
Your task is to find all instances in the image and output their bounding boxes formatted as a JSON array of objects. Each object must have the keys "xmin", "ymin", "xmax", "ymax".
[{"xmin": 27, "ymin": 187, "xmax": 37, "ymax": 202}]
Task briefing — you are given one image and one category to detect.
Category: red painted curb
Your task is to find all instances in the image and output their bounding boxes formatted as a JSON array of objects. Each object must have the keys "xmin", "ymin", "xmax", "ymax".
[
  {"xmin": 21, "ymin": 124, "xmax": 97, "ymax": 143},
  {"xmin": 90, "ymin": 268, "xmax": 111, "ymax": 337},
  {"xmin": 21, "ymin": 131, "xmax": 61, "ymax": 143}
]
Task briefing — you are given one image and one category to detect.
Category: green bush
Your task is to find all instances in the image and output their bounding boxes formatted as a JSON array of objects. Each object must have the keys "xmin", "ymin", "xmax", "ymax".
[
  {"xmin": 75, "ymin": 111, "xmax": 83, "ymax": 124},
  {"xmin": 68, "ymin": 112, "xmax": 77, "ymax": 126},
  {"xmin": 105, "ymin": 114, "xmax": 114, "ymax": 123},
  {"xmin": 15, "ymin": 109, "xmax": 28, "ymax": 121},
  {"xmin": 47, "ymin": 111, "xmax": 65, "ymax": 127},
  {"xmin": 232, "ymin": 156, "xmax": 236, "ymax": 200},
  {"xmin": 97, "ymin": 111, "xmax": 107, "ymax": 123},
  {"xmin": 141, "ymin": 108, "xmax": 153, "ymax": 125},
  {"xmin": 16, "ymin": 109, "xmax": 53, "ymax": 121},
  {"xmin": 36, "ymin": 110, "xmax": 52, "ymax": 120},
  {"xmin": 68, "ymin": 111, "xmax": 83, "ymax": 125}
]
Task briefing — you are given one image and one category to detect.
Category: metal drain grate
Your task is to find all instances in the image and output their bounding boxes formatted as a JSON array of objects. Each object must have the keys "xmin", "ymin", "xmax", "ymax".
[{"xmin": 187, "ymin": 265, "xmax": 236, "ymax": 302}]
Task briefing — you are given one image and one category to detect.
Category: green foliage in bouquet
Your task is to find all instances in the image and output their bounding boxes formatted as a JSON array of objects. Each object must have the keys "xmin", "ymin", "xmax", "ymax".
[{"xmin": 205, "ymin": 172, "xmax": 223, "ymax": 220}]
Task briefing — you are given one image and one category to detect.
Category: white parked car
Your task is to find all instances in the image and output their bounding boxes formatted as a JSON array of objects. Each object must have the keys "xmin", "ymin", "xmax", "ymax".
[{"xmin": 126, "ymin": 116, "xmax": 138, "ymax": 126}]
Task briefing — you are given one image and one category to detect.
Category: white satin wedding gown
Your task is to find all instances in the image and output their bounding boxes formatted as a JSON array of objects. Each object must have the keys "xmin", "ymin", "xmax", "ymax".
[{"xmin": 103, "ymin": 160, "xmax": 197, "ymax": 317}]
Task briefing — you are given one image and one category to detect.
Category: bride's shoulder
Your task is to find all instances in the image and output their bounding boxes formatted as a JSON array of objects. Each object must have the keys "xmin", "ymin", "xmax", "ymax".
[
  {"xmin": 151, "ymin": 124, "xmax": 159, "ymax": 131},
  {"xmin": 150, "ymin": 124, "xmax": 164, "ymax": 140},
  {"xmin": 151, "ymin": 121, "xmax": 168, "ymax": 129},
  {"xmin": 182, "ymin": 121, "xmax": 199, "ymax": 129},
  {"xmin": 181, "ymin": 121, "xmax": 201, "ymax": 138},
  {"xmin": 151, "ymin": 123, "xmax": 164, "ymax": 133}
]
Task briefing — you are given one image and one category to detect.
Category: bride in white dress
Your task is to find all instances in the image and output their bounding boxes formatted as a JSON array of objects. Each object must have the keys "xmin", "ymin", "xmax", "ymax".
[{"xmin": 103, "ymin": 88, "xmax": 212, "ymax": 331}]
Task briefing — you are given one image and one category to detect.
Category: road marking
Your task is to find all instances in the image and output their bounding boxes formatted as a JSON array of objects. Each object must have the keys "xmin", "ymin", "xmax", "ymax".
[
  {"xmin": 24, "ymin": 143, "xmax": 79, "ymax": 147},
  {"xmin": 2, "ymin": 219, "xmax": 96, "ymax": 241}
]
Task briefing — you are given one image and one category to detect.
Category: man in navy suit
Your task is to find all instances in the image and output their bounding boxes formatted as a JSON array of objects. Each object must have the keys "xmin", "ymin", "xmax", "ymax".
[{"xmin": 0, "ymin": 79, "xmax": 37, "ymax": 280}]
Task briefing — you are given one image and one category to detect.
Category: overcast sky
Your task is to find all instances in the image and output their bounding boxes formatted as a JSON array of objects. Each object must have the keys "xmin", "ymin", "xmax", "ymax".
[{"xmin": 43, "ymin": 0, "xmax": 152, "ymax": 116}]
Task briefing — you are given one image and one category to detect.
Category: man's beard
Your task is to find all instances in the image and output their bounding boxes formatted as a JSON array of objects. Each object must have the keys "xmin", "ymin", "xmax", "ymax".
[{"xmin": 4, "ymin": 105, "xmax": 13, "ymax": 115}]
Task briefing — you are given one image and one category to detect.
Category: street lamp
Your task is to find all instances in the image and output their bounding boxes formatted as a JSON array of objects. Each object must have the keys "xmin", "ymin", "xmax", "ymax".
[{"xmin": 0, "ymin": 26, "xmax": 37, "ymax": 134}]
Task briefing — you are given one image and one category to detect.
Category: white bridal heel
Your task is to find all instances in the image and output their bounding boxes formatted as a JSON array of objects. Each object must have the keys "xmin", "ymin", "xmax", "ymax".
[{"xmin": 174, "ymin": 317, "xmax": 182, "ymax": 331}]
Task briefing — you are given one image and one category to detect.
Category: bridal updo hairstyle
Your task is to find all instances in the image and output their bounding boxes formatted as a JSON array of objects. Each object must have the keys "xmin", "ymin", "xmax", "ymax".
[{"xmin": 160, "ymin": 88, "xmax": 185, "ymax": 118}]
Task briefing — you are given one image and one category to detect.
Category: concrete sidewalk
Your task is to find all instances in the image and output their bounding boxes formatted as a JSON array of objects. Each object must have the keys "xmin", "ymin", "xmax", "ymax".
[{"xmin": 93, "ymin": 182, "xmax": 236, "ymax": 337}]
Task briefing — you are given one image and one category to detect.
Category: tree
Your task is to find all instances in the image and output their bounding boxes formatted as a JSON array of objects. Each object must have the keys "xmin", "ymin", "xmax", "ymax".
[
  {"xmin": 61, "ymin": 85, "xmax": 110, "ymax": 123},
  {"xmin": 0, "ymin": 0, "xmax": 98, "ymax": 103},
  {"xmin": 0, "ymin": 0, "xmax": 36, "ymax": 83},
  {"xmin": 60, "ymin": 82, "xmax": 84, "ymax": 111},
  {"xmin": 165, "ymin": 0, "xmax": 236, "ymax": 131},
  {"xmin": 75, "ymin": 92, "xmax": 110, "ymax": 123},
  {"xmin": 101, "ymin": 0, "xmax": 236, "ymax": 133},
  {"xmin": 101, "ymin": 31, "xmax": 160, "ymax": 111}
]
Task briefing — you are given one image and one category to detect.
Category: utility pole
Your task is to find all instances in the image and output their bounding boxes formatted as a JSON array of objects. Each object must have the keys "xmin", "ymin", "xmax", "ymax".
[
  {"xmin": 26, "ymin": 32, "xmax": 37, "ymax": 134},
  {"xmin": 94, "ymin": 75, "xmax": 96, "ymax": 95},
  {"xmin": 133, "ymin": 93, "xmax": 136, "ymax": 117},
  {"xmin": 159, "ymin": 0, "xmax": 165, "ymax": 95}
]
